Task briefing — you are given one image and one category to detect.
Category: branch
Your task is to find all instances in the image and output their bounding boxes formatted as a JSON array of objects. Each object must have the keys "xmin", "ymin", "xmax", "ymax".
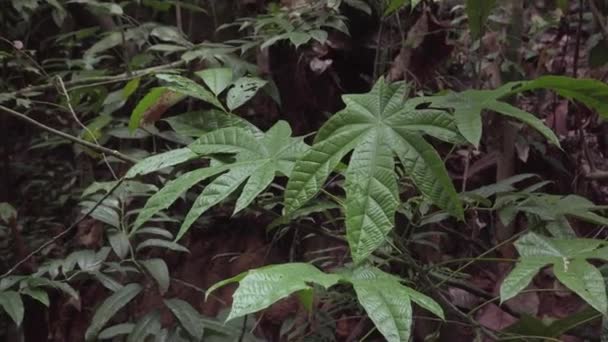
[
  {"xmin": 590, "ymin": 0, "xmax": 608, "ymax": 41},
  {"xmin": 0, "ymin": 104, "xmax": 139, "ymax": 164},
  {"xmin": 4, "ymin": 60, "xmax": 186, "ymax": 97}
]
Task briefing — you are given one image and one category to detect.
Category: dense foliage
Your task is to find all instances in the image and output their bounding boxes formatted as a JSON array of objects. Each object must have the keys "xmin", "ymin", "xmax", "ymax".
[{"xmin": 3, "ymin": 0, "xmax": 608, "ymax": 341}]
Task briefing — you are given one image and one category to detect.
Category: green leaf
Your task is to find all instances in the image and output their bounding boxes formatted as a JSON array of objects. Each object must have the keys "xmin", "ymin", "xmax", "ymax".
[
  {"xmin": 288, "ymin": 31, "xmax": 311, "ymax": 48},
  {"xmin": 345, "ymin": 130, "xmax": 399, "ymax": 263},
  {"xmin": 126, "ymin": 148, "xmax": 198, "ymax": 178},
  {"xmin": 207, "ymin": 263, "xmax": 340, "ymax": 321},
  {"xmin": 285, "ymin": 78, "xmax": 463, "ymax": 262},
  {"xmin": 129, "ymin": 87, "xmax": 166, "ymax": 132},
  {"xmin": 188, "ymin": 127, "xmax": 264, "ymax": 155},
  {"xmin": 85, "ymin": 283, "xmax": 142, "ymax": 341},
  {"xmin": 21, "ymin": 287, "xmax": 50, "ymax": 307},
  {"xmin": 0, "ymin": 291, "xmax": 24, "ymax": 326},
  {"xmin": 384, "ymin": 0, "xmax": 406, "ymax": 16},
  {"xmin": 132, "ymin": 166, "xmax": 229, "ymax": 231},
  {"xmin": 177, "ymin": 165, "xmax": 259, "ymax": 241},
  {"xmin": 127, "ymin": 311, "xmax": 161, "ymax": 342},
  {"xmin": 226, "ymin": 77, "xmax": 267, "ymax": 111},
  {"xmin": 137, "ymin": 239, "xmax": 189, "ymax": 253},
  {"xmin": 465, "ymin": 0, "xmax": 496, "ymax": 39},
  {"xmin": 196, "ymin": 68, "xmax": 233, "ymax": 96},
  {"xmin": 486, "ymin": 101, "xmax": 559, "ymax": 146},
  {"xmin": 402, "ymin": 286, "xmax": 444, "ymax": 319},
  {"xmin": 164, "ymin": 298, "xmax": 205, "ymax": 340},
  {"xmin": 553, "ymin": 259, "xmax": 607, "ymax": 313},
  {"xmin": 108, "ymin": 231, "xmax": 130, "ymax": 259},
  {"xmin": 141, "ymin": 259, "xmax": 170, "ymax": 295},
  {"xmin": 164, "ymin": 110, "xmax": 262, "ymax": 138},
  {"xmin": 509, "ymin": 76, "xmax": 608, "ymax": 118},
  {"xmin": 156, "ymin": 74, "xmax": 224, "ymax": 110},
  {"xmin": 347, "ymin": 267, "xmax": 415, "ymax": 342},
  {"xmin": 98, "ymin": 323, "xmax": 134, "ymax": 340},
  {"xmin": 172, "ymin": 121, "xmax": 308, "ymax": 241},
  {"xmin": 0, "ymin": 202, "xmax": 16, "ymax": 223},
  {"xmin": 500, "ymin": 259, "xmax": 549, "ymax": 303}
]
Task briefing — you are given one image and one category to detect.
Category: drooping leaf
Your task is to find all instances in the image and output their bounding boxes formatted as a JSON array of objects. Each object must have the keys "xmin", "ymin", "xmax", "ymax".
[
  {"xmin": 509, "ymin": 76, "xmax": 608, "ymax": 118},
  {"xmin": 346, "ymin": 266, "xmax": 443, "ymax": 342},
  {"xmin": 164, "ymin": 298, "xmax": 205, "ymax": 340},
  {"xmin": 127, "ymin": 311, "xmax": 161, "ymax": 342},
  {"xmin": 132, "ymin": 166, "xmax": 229, "ymax": 231},
  {"xmin": 500, "ymin": 232, "xmax": 608, "ymax": 314},
  {"xmin": 553, "ymin": 259, "xmax": 607, "ymax": 313},
  {"xmin": 126, "ymin": 148, "xmax": 198, "ymax": 178},
  {"xmin": 0, "ymin": 291, "xmax": 24, "ymax": 326},
  {"xmin": 21, "ymin": 287, "xmax": 50, "ymax": 307},
  {"xmin": 196, "ymin": 68, "xmax": 233, "ymax": 96},
  {"xmin": 85, "ymin": 284, "xmax": 142, "ymax": 341},
  {"xmin": 141, "ymin": 259, "xmax": 170, "ymax": 294},
  {"xmin": 207, "ymin": 263, "xmax": 341, "ymax": 321}
]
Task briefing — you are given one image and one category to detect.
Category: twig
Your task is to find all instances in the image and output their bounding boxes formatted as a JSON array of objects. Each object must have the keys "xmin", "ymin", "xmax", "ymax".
[
  {"xmin": 0, "ymin": 104, "xmax": 138, "ymax": 164},
  {"xmin": 1, "ymin": 178, "xmax": 126, "ymax": 278},
  {"xmin": 4, "ymin": 60, "xmax": 186, "ymax": 97},
  {"xmin": 572, "ymin": 0, "xmax": 584, "ymax": 77},
  {"xmin": 56, "ymin": 76, "xmax": 119, "ymax": 179},
  {"xmin": 590, "ymin": 0, "xmax": 608, "ymax": 40}
]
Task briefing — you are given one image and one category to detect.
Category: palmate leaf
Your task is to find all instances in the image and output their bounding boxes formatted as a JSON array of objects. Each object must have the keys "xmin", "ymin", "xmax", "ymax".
[
  {"xmin": 145, "ymin": 121, "xmax": 309, "ymax": 241},
  {"xmin": 207, "ymin": 264, "xmax": 443, "ymax": 342},
  {"xmin": 500, "ymin": 232, "xmax": 608, "ymax": 314},
  {"xmin": 285, "ymin": 78, "xmax": 463, "ymax": 263}
]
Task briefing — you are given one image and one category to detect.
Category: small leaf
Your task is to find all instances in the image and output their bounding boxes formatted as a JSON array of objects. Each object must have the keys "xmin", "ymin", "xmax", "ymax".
[
  {"xmin": 164, "ymin": 298, "xmax": 204, "ymax": 340},
  {"xmin": 196, "ymin": 68, "xmax": 233, "ymax": 96},
  {"xmin": 98, "ymin": 323, "xmax": 134, "ymax": 340},
  {"xmin": 129, "ymin": 87, "xmax": 167, "ymax": 132},
  {"xmin": 0, "ymin": 291, "xmax": 24, "ymax": 326},
  {"xmin": 108, "ymin": 231, "xmax": 130, "ymax": 259},
  {"xmin": 226, "ymin": 77, "xmax": 267, "ymax": 111},
  {"xmin": 288, "ymin": 31, "xmax": 311, "ymax": 48},
  {"xmin": 22, "ymin": 287, "xmax": 49, "ymax": 307},
  {"xmin": 85, "ymin": 283, "xmax": 142, "ymax": 341},
  {"xmin": 141, "ymin": 259, "xmax": 170, "ymax": 294},
  {"xmin": 137, "ymin": 239, "xmax": 189, "ymax": 253}
]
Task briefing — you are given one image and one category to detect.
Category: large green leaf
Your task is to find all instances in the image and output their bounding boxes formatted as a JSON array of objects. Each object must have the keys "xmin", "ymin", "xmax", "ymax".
[
  {"xmin": 500, "ymin": 232, "xmax": 608, "ymax": 314},
  {"xmin": 173, "ymin": 121, "xmax": 308, "ymax": 241},
  {"xmin": 141, "ymin": 259, "xmax": 170, "ymax": 295},
  {"xmin": 85, "ymin": 283, "xmax": 142, "ymax": 341},
  {"xmin": 346, "ymin": 266, "xmax": 444, "ymax": 342},
  {"xmin": 226, "ymin": 77, "xmax": 267, "ymax": 111},
  {"xmin": 207, "ymin": 263, "xmax": 341, "ymax": 321},
  {"xmin": 285, "ymin": 78, "xmax": 463, "ymax": 263},
  {"xmin": 127, "ymin": 311, "xmax": 161, "ymax": 342},
  {"xmin": 0, "ymin": 291, "xmax": 24, "ymax": 326}
]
